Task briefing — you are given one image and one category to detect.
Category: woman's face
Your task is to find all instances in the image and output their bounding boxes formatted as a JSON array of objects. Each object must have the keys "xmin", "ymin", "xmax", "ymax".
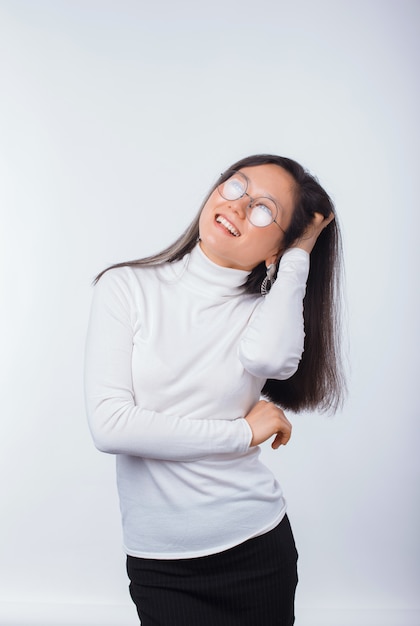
[{"xmin": 199, "ymin": 164, "xmax": 297, "ymax": 271}]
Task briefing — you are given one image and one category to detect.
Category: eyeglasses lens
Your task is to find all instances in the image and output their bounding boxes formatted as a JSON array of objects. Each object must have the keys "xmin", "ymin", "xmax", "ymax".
[
  {"xmin": 248, "ymin": 204, "xmax": 274, "ymax": 227},
  {"xmin": 220, "ymin": 176, "xmax": 246, "ymax": 200}
]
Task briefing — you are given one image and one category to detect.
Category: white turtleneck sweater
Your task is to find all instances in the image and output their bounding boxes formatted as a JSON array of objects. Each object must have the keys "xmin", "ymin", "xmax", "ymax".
[{"xmin": 85, "ymin": 244, "xmax": 309, "ymax": 559}]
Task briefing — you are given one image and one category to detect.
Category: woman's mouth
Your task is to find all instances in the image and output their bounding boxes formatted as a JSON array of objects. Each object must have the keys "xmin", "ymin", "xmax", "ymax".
[{"xmin": 215, "ymin": 215, "xmax": 240, "ymax": 237}]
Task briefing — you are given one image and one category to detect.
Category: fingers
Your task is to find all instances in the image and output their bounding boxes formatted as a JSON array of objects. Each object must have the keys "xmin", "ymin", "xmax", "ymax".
[
  {"xmin": 315, "ymin": 211, "xmax": 335, "ymax": 228},
  {"xmin": 311, "ymin": 211, "xmax": 335, "ymax": 231},
  {"xmin": 271, "ymin": 434, "xmax": 284, "ymax": 450},
  {"xmin": 292, "ymin": 211, "xmax": 334, "ymax": 254},
  {"xmin": 271, "ymin": 427, "xmax": 292, "ymax": 449},
  {"xmin": 275, "ymin": 414, "xmax": 292, "ymax": 448}
]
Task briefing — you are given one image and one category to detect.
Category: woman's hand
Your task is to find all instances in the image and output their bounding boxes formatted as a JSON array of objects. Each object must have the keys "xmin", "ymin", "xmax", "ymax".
[
  {"xmin": 245, "ymin": 400, "xmax": 292, "ymax": 449},
  {"xmin": 293, "ymin": 211, "xmax": 335, "ymax": 255}
]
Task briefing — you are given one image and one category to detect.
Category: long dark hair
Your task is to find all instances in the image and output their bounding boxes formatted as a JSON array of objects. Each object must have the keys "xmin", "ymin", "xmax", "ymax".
[{"xmin": 95, "ymin": 154, "xmax": 346, "ymax": 414}]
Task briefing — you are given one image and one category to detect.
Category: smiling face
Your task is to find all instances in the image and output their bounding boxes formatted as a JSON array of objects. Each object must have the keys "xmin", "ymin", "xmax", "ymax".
[{"xmin": 198, "ymin": 164, "xmax": 297, "ymax": 271}]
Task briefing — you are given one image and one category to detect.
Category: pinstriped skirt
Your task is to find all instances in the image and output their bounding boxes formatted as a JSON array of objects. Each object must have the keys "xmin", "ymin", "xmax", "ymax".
[{"xmin": 126, "ymin": 514, "xmax": 298, "ymax": 626}]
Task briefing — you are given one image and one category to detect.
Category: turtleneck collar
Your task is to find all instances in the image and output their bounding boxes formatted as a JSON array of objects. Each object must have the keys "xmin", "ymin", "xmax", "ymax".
[{"xmin": 177, "ymin": 243, "xmax": 251, "ymax": 298}]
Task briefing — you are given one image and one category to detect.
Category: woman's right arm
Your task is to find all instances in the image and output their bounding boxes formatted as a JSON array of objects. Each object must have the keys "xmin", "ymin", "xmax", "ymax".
[{"xmin": 84, "ymin": 269, "xmax": 252, "ymax": 461}]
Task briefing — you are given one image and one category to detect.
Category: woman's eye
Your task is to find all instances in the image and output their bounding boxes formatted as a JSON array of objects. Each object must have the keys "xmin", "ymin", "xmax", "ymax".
[
  {"xmin": 250, "ymin": 204, "xmax": 273, "ymax": 226},
  {"xmin": 256, "ymin": 203, "xmax": 271, "ymax": 215},
  {"xmin": 225, "ymin": 179, "xmax": 245, "ymax": 197}
]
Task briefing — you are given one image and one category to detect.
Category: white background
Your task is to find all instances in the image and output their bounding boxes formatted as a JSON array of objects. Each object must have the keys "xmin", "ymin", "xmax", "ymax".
[{"xmin": 0, "ymin": 1, "xmax": 419, "ymax": 625}]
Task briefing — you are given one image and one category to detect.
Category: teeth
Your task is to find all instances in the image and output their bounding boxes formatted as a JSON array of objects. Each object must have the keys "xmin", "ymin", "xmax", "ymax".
[{"xmin": 216, "ymin": 216, "xmax": 239, "ymax": 237}]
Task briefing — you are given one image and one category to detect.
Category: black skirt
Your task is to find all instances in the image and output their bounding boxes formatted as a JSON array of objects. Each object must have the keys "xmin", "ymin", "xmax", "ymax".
[{"xmin": 126, "ymin": 514, "xmax": 298, "ymax": 626}]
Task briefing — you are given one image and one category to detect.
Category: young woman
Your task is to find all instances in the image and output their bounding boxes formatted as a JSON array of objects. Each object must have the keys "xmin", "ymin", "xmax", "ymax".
[{"xmin": 85, "ymin": 154, "xmax": 345, "ymax": 625}]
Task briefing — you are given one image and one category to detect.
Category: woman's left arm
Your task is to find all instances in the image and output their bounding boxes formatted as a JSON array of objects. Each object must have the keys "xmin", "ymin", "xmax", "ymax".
[
  {"xmin": 238, "ymin": 212, "xmax": 333, "ymax": 380},
  {"xmin": 238, "ymin": 248, "xmax": 309, "ymax": 380}
]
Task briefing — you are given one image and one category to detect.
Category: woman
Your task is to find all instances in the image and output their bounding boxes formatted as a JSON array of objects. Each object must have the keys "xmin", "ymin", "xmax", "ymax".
[{"xmin": 85, "ymin": 154, "xmax": 345, "ymax": 625}]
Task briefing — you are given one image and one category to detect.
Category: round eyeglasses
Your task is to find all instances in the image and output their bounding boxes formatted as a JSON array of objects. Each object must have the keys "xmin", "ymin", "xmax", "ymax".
[{"xmin": 217, "ymin": 171, "xmax": 284, "ymax": 231}]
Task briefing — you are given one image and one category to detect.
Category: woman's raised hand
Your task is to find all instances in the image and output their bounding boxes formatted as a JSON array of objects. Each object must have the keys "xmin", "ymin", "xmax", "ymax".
[
  {"xmin": 293, "ymin": 211, "xmax": 335, "ymax": 255},
  {"xmin": 245, "ymin": 400, "xmax": 292, "ymax": 449}
]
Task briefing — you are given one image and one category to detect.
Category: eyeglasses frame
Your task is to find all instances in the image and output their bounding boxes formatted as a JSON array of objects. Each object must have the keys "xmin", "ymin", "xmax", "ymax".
[{"xmin": 217, "ymin": 170, "xmax": 285, "ymax": 233}]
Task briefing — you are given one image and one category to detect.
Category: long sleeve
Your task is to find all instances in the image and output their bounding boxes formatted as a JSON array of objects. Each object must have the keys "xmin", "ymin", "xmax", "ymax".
[
  {"xmin": 238, "ymin": 248, "xmax": 310, "ymax": 380},
  {"xmin": 84, "ymin": 268, "xmax": 252, "ymax": 461}
]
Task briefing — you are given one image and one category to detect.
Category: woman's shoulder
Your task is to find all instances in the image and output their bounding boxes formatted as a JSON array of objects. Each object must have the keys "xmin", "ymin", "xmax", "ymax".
[{"xmin": 94, "ymin": 256, "xmax": 187, "ymax": 296}]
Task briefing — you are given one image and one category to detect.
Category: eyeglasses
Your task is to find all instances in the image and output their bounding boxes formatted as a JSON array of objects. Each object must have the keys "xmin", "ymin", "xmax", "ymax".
[{"xmin": 217, "ymin": 171, "xmax": 284, "ymax": 231}]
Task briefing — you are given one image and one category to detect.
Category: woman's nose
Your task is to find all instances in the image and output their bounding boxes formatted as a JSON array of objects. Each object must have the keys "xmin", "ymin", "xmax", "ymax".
[{"xmin": 229, "ymin": 194, "xmax": 250, "ymax": 217}]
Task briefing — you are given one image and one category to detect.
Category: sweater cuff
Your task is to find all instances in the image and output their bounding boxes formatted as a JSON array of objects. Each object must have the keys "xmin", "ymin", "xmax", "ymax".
[
  {"xmin": 281, "ymin": 246, "xmax": 310, "ymax": 264},
  {"xmin": 238, "ymin": 417, "xmax": 253, "ymax": 451}
]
